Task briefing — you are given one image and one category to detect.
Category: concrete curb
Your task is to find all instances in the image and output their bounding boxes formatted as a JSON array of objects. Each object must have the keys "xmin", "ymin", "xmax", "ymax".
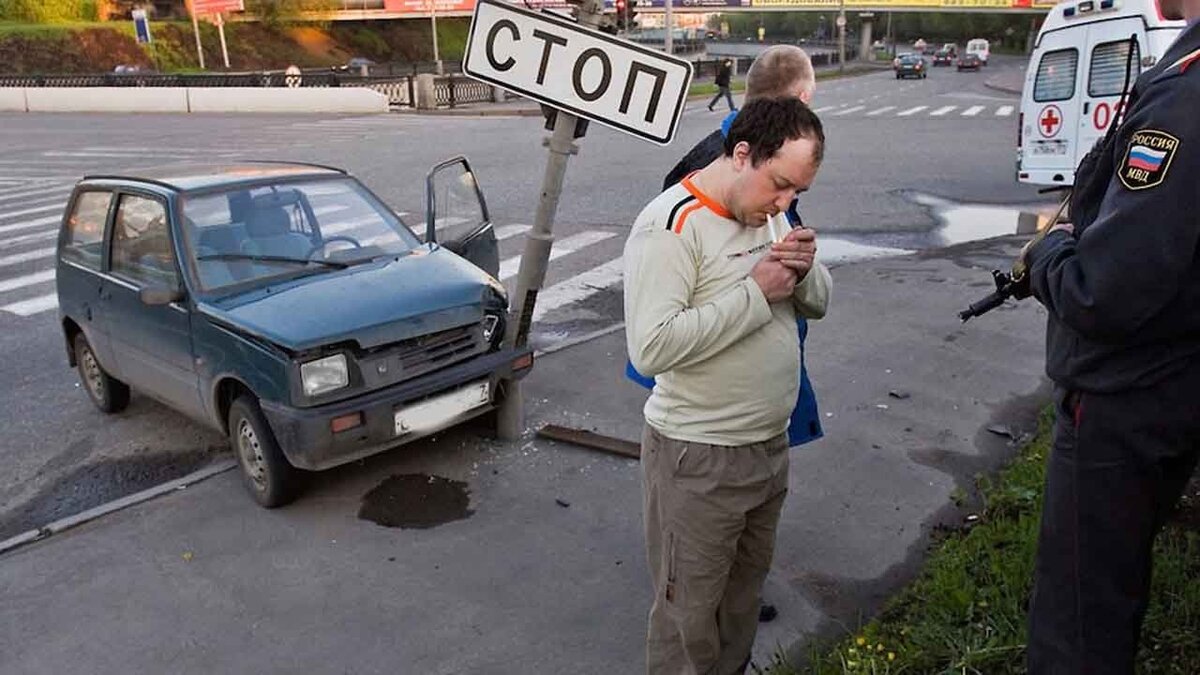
[
  {"xmin": 0, "ymin": 459, "xmax": 237, "ymax": 558},
  {"xmin": 984, "ymin": 76, "xmax": 1023, "ymax": 96}
]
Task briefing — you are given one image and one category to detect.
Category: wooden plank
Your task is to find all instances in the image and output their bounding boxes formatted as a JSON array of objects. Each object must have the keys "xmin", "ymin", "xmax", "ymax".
[{"xmin": 537, "ymin": 425, "xmax": 642, "ymax": 460}]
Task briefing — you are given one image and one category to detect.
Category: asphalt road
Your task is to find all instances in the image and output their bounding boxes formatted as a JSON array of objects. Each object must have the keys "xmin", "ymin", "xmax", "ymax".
[{"xmin": 0, "ymin": 54, "xmax": 1042, "ymax": 538}]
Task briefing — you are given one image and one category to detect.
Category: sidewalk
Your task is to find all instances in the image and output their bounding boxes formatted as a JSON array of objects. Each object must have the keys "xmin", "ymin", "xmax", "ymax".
[{"xmin": 0, "ymin": 235, "xmax": 1050, "ymax": 674}]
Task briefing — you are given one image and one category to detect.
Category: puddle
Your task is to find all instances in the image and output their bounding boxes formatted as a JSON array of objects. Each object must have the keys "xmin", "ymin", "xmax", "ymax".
[
  {"xmin": 358, "ymin": 473, "xmax": 474, "ymax": 529},
  {"xmin": 906, "ymin": 191, "xmax": 1053, "ymax": 247}
]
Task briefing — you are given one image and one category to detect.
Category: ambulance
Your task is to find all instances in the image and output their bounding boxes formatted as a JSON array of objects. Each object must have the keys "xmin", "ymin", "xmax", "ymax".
[{"xmin": 1016, "ymin": 0, "xmax": 1186, "ymax": 186}]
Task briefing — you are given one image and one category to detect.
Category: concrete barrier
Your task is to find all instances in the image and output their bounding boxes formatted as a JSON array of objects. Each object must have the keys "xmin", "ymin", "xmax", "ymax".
[
  {"xmin": 0, "ymin": 88, "xmax": 27, "ymax": 112},
  {"xmin": 187, "ymin": 87, "xmax": 388, "ymax": 113},
  {"xmin": 25, "ymin": 87, "xmax": 190, "ymax": 113}
]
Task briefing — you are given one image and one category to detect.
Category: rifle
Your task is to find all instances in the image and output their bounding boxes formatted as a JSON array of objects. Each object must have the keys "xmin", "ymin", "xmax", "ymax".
[{"xmin": 957, "ymin": 193, "xmax": 1071, "ymax": 323}]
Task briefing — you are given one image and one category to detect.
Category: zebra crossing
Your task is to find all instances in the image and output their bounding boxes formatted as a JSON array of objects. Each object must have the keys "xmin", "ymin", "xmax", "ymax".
[{"xmin": 806, "ymin": 102, "xmax": 1014, "ymax": 119}]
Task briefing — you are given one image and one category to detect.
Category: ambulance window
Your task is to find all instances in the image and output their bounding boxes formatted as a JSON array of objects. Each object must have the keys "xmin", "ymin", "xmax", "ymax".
[
  {"xmin": 1034, "ymin": 49, "xmax": 1078, "ymax": 102},
  {"xmin": 1089, "ymin": 40, "xmax": 1141, "ymax": 97}
]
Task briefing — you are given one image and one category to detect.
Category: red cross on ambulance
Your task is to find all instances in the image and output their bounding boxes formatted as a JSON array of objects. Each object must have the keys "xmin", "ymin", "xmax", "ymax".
[{"xmin": 1039, "ymin": 105, "xmax": 1063, "ymax": 138}]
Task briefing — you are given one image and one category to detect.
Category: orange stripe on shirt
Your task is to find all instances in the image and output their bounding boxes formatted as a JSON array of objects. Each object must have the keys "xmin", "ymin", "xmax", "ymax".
[
  {"xmin": 681, "ymin": 174, "xmax": 733, "ymax": 220},
  {"xmin": 674, "ymin": 202, "xmax": 705, "ymax": 234}
]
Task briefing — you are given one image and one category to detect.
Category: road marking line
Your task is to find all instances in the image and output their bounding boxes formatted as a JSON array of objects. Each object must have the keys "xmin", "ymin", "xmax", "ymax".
[
  {"xmin": 495, "ymin": 224, "xmax": 532, "ymax": 241},
  {"xmin": 0, "ymin": 247, "xmax": 54, "ymax": 268},
  {"xmin": 0, "ymin": 268, "xmax": 55, "ymax": 293},
  {"xmin": 0, "ymin": 184, "xmax": 71, "ymax": 205},
  {"xmin": 0, "ymin": 229, "xmax": 58, "ymax": 250},
  {"xmin": 996, "ymin": 105, "xmax": 1014, "ymax": 116},
  {"xmin": 532, "ymin": 258, "xmax": 624, "ymax": 322},
  {"xmin": 0, "ymin": 201, "xmax": 61, "ymax": 222},
  {"xmin": 866, "ymin": 106, "xmax": 896, "ymax": 116},
  {"xmin": 962, "ymin": 105, "xmax": 985, "ymax": 117},
  {"xmin": 0, "ymin": 214, "xmax": 62, "ymax": 235},
  {"xmin": 498, "ymin": 230, "xmax": 616, "ymax": 281},
  {"xmin": 834, "ymin": 106, "xmax": 866, "ymax": 116},
  {"xmin": 1, "ymin": 293, "xmax": 58, "ymax": 316},
  {"xmin": 897, "ymin": 106, "xmax": 928, "ymax": 117},
  {"xmin": 930, "ymin": 105, "xmax": 957, "ymax": 116},
  {"xmin": 811, "ymin": 105, "xmax": 841, "ymax": 113}
]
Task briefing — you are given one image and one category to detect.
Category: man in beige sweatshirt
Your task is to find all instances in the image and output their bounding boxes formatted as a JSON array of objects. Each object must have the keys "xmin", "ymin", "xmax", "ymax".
[{"xmin": 624, "ymin": 97, "xmax": 831, "ymax": 674}]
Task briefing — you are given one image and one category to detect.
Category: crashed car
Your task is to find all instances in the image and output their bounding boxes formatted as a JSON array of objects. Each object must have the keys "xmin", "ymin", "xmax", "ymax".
[{"xmin": 56, "ymin": 159, "xmax": 532, "ymax": 507}]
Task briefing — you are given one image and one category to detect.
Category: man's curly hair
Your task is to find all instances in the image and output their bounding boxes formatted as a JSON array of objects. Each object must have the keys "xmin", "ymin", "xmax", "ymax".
[{"xmin": 723, "ymin": 97, "xmax": 825, "ymax": 167}]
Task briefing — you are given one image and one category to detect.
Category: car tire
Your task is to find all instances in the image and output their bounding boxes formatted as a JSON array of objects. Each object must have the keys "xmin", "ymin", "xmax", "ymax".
[
  {"xmin": 74, "ymin": 333, "xmax": 130, "ymax": 414},
  {"xmin": 229, "ymin": 395, "xmax": 303, "ymax": 508}
]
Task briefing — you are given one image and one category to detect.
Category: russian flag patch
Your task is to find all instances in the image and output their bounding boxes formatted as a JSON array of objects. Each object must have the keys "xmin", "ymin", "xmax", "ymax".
[{"xmin": 1119, "ymin": 129, "xmax": 1179, "ymax": 190}]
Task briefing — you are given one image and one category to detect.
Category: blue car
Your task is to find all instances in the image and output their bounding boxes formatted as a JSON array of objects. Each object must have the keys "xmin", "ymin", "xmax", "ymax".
[{"xmin": 56, "ymin": 158, "xmax": 532, "ymax": 507}]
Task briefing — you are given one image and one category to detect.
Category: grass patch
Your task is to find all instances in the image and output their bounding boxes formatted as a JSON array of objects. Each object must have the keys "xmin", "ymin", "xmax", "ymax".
[{"xmin": 764, "ymin": 406, "xmax": 1200, "ymax": 674}]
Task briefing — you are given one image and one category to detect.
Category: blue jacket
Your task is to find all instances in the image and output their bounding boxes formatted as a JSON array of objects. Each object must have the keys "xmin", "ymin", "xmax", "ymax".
[{"xmin": 631, "ymin": 111, "xmax": 823, "ymax": 446}]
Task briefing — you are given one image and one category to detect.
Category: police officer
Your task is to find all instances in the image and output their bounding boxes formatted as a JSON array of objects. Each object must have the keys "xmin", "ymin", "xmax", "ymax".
[{"xmin": 1023, "ymin": 3, "xmax": 1200, "ymax": 672}]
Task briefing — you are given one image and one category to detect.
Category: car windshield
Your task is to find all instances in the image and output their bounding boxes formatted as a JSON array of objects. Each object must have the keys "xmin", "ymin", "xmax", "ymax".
[
  {"xmin": 901, "ymin": 56, "xmax": 922, "ymax": 64},
  {"xmin": 180, "ymin": 177, "xmax": 420, "ymax": 293}
]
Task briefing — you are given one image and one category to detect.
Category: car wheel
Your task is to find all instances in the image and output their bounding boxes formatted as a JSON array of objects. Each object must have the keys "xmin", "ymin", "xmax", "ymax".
[
  {"xmin": 229, "ymin": 395, "xmax": 302, "ymax": 508},
  {"xmin": 75, "ymin": 333, "xmax": 130, "ymax": 413}
]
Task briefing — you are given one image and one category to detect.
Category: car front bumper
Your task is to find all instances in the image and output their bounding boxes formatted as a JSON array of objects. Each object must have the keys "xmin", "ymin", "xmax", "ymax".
[{"xmin": 260, "ymin": 347, "xmax": 533, "ymax": 471}]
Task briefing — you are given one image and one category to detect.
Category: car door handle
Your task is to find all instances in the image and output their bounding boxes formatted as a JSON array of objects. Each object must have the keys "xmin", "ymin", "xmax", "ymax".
[{"xmin": 1082, "ymin": 102, "xmax": 1090, "ymax": 114}]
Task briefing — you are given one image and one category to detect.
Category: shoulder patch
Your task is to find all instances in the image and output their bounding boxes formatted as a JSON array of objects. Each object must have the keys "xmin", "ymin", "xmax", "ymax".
[
  {"xmin": 665, "ymin": 195, "xmax": 697, "ymax": 234},
  {"xmin": 1118, "ymin": 129, "xmax": 1179, "ymax": 191}
]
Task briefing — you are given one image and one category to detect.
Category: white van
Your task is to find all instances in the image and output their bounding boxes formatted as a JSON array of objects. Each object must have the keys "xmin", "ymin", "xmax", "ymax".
[
  {"xmin": 1017, "ymin": 0, "xmax": 1186, "ymax": 186},
  {"xmin": 966, "ymin": 38, "xmax": 990, "ymax": 65}
]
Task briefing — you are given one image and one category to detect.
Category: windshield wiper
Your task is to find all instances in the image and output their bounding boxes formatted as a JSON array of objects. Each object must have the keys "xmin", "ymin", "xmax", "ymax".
[{"xmin": 196, "ymin": 253, "xmax": 349, "ymax": 269}]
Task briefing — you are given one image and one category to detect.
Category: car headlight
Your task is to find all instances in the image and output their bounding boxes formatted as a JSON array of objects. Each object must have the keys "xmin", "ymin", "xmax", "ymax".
[{"xmin": 301, "ymin": 354, "xmax": 349, "ymax": 397}]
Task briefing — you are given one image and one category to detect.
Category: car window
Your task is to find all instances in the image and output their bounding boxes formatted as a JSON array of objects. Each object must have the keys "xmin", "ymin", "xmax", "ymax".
[
  {"xmin": 110, "ymin": 194, "xmax": 178, "ymax": 289},
  {"xmin": 1089, "ymin": 40, "xmax": 1141, "ymax": 97},
  {"xmin": 61, "ymin": 190, "xmax": 110, "ymax": 270},
  {"xmin": 1034, "ymin": 49, "xmax": 1079, "ymax": 103},
  {"xmin": 181, "ymin": 178, "xmax": 421, "ymax": 292}
]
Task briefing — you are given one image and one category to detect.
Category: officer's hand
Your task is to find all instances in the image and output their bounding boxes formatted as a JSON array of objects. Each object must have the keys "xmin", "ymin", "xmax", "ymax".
[
  {"xmin": 769, "ymin": 227, "xmax": 817, "ymax": 278},
  {"xmin": 750, "ymin": 258, "xmax": 799, "ymax": 303}
]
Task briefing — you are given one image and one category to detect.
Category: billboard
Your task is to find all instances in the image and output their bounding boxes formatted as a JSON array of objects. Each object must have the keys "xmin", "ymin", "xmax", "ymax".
[
  {"xmin": 749, "ymin": 0, "xmax": 1047, "ymax": 6},
  {"xmin": 191, "ymin": 0, "xmax": 245, "ymax": 15}
]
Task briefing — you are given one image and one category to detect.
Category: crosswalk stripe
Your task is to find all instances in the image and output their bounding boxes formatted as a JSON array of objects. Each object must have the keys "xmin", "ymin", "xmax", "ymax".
[
  {"xmin": 533, "ymin": 258, "xmax": 623, "ymax": 322},
  {"xmin": 0, "ymin": 268, "xmax": 55, "ymax": 293},
  {"xmin": 494, "ymin": 224, "xmax": 532, "ymax": 241},
  {"xmin": 1, "ymin": 293, "xmax": 58, "ymax": 316},
  {"xmin": 811, "ymin": 105, "xmax": 840, "ymax": 114},
  {"xmin": 0, "ymin": 247, "xmax": 55, "ymax": 268},
  {"xmin": 0, "ymin": 201, "xmax": 61, "ymax": 222},
  {"xmin": 930, "ymin": 106, "xmax": 957, "ymax": 117},
  {"xmin": 996, "ymin": 105, "xmax": 1014, "ymax": 117},
  {"xmin": 897, "ymin": 106, "xmax": 928, "ymax": 117},
  {"xmin": 866, "ymin": 106, "xmax": 896, "ymax": 116},
  {"xmin": 0, "ymin": 184, "xmax": 71, "ymax": 206},
  {"xmin": 498, "ymin": 231, "xmax": 616, "ymax": 281},
  {"xmin": 0, "ymin": 214, "xmax": 61, "ymax": 236},
  {"xmin": 962, "ymin": 106, "xmax": 985, "ymax": 117},
  {"xmin": 0, "ymin": 229, "xmax": 57, "ymax": 250},
  {"xmin": 834, "ymin": 105, "xmax": 866, "ymax": 116}
]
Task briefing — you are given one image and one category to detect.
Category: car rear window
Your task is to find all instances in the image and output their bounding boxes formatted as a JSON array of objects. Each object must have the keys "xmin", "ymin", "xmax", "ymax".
[
  {"xmin": 1089, "ymin": 40, "xmax": 1141, "ymax": 97},
  {"xmin": 61, "ymin": 190, "xmax": 110, "ymax": 270},
  {"xmin": 1034, "ymin": 48, "xmax": 1078, "ymax": 103}
]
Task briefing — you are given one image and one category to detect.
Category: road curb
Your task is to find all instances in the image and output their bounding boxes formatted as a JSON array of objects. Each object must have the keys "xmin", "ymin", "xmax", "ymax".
[
  {"xmin": 984, "ymin": 78, "xmax": 1023, "ymax": 96},
  {"xmin": 0, "ymin": 459, "xmax": 237, "ymax": 558}
]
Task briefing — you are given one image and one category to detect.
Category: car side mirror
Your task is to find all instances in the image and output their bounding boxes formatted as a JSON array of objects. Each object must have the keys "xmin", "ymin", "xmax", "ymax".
[{"xmin": 139, "ymin": 286, "xmax": 184, "ymax": 306}]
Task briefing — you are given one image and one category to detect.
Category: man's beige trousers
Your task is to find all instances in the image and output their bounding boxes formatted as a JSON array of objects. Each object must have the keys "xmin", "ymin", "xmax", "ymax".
[{"xmin": 642, "ymin": 425, "xmax": 790, "ymax": 675}]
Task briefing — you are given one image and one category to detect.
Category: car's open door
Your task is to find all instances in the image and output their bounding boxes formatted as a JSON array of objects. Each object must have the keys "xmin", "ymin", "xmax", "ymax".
[{"xmin": 425, "ymin": 157, "xmax": 499, "ymax": 279}]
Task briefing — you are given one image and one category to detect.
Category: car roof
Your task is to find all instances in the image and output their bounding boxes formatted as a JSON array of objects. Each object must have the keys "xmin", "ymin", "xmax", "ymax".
[{"xmin": 80, "ymin": 161, "xmax": 347, "ymax": 193}]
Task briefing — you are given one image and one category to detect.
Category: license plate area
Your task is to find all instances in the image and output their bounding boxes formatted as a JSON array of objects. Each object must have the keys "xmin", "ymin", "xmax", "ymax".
[{"xmin": 394, "ymin": 380, "xmax": 491, "ymax": 437}]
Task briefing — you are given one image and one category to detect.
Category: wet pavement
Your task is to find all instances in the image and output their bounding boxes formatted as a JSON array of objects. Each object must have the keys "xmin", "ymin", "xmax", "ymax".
[{"xmin": 358, "ymin": 473, "xmax": 475, "ymax": 529}]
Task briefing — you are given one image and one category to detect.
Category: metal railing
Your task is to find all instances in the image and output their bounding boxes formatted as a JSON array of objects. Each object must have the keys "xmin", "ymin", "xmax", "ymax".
[{"xmin": 434, "ymin": 74, "xmax": 496, "ymax": 108}]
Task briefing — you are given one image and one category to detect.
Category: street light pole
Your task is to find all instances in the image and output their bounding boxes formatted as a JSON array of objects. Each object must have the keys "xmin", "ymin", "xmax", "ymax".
[
  {"xmin": 430, "ymin": 0, "xmax": 443, "ymax": 74},
  {"xmin": 664, "ymin": 0, "xmax": 673, "ymax": 56},
  {"xmin": 837, "ymin": 0, "xmax": 846, "ymax": 72}
]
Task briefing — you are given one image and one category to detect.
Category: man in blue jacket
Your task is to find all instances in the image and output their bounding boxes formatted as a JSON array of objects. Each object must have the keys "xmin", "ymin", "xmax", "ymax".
[{"xmin": 632, "ymin": 45, "xmax": 824, "ymax": 449}]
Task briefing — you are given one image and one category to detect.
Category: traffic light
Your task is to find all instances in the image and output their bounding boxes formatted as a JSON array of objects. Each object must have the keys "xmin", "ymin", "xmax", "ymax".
[{"xmin": 612, "ymin": 0, "xmax": 636, "ymax": 32}]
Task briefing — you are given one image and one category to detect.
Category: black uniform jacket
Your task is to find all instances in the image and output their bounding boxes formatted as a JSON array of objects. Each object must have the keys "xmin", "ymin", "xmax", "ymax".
[{"xmin": 1026, "ymin": 22, "xmax": 1200, "ymax": 392}]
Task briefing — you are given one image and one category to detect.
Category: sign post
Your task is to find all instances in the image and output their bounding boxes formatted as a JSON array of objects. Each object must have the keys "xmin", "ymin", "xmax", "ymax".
[
  {"xmin": 191, "ymin": 0, "xmax": 244, "ymax": 69},
  {"xmin": 132, "ymin": 9, "xmax": 152, "ymax": 44},
  {"xmin": 463, "ymin": 0, "xmax": 692, "ymax": 438},
  {"xmin": 188, "ymin": 0, "xmax": 205, "ymax": 69}
]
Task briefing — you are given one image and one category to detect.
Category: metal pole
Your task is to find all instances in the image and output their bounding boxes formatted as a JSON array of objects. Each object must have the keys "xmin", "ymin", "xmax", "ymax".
[
  {"xmin": 190, "ymin": 1, "xmax": 206, "ymax": 70},
  {"xmin": 431, "ymin": 0, "xmax": 443, "ymax": 75},
  {"xmin": 216, "ymin": 13, "xmax": 230, "ymax": 69},
  {"xmin": 496, "ymin": 0, "xmax": 605, "ymax": 440},
  {"xmin": 664, "ymin": 0, "xmax": 673, "ymax": 55}
]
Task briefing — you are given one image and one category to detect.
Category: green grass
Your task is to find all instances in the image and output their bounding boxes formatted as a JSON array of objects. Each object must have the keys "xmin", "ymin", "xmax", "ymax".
[{"xmin": 764, "ymin": 407, "xmax": 1200, "ymax": 675}]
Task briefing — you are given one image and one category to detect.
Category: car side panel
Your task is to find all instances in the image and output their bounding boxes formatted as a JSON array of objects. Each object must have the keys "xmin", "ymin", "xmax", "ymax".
[{"xmin": 192, "ymin": 316, "xmax": 292, "ymax": 429}]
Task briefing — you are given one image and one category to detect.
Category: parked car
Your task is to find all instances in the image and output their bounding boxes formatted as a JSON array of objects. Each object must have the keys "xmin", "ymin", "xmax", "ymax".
[
  {"xmin": 56, "ymin": 159, "xmax": 533, "ymax": 507},
  {"xmin": 895, "ymin": 54, "xmax": 928, "ymax": 79},
  {"xmin": 957, "ymin": 53, "xmax": 983, "ymax": 71},
  {"xmin": 932, "ymin": 48, "xmax": 954, "ymax": 66}
]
